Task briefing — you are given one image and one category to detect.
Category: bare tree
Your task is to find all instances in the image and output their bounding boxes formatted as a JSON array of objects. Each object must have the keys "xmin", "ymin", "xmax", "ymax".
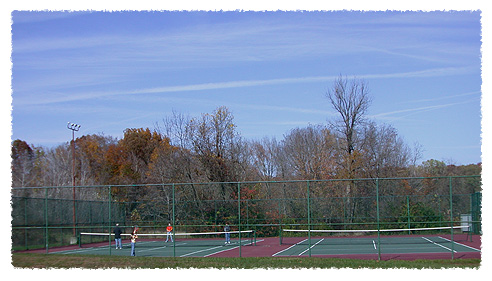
[
  {"xmin": 283, "ymin": 125, "xmax": 337, "ymax": 180},
  {"xmin": 11, "ymin": 140, "xmax": 37, "ymax": 187},
  {"xmin": 41, "ymin": 145, "xmax": 72, "ymax": 187},
  {"xmin": 155, "ymin": 110, "xmax": 205, "ymax": 184},
  {"xmin": 327, "ymin": 75, "xmax": 371, "ymax": 157},
  {"xmin": 189, "ymin": 106, "xmax": 238, "ymax": 182},
  {"xmin": 360, "ymin": 121, "xmax": 412, "ymax": 178},
  {"xmin": 250, "ymin": 137, "xmax": 281, "ymax": 180},
  {"xmin": 157, "ymin": 109, "xmax": 194, "ymax": 150},
  {"xmin": 326, "ymin": 76, "xmax": 371, "ymax": 180},
  {"xmin": 326, "ymin": 76, "xmax": 371, "ymax": 221}
]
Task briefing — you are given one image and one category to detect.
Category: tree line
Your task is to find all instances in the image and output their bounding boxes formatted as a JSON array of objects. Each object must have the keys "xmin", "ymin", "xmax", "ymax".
[
  {"xmin": 11, "ymin": 77, "xmax": 482, "ymax": 232},
  {"xmin": 11, "ymin": 77, "xmax": 481, "ymax": 194}
]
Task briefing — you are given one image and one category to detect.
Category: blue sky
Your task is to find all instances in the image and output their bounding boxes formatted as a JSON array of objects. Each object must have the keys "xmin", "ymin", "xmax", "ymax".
[{"xmin": 10, "ymin": 10, "xmax": 482, "ymax": 165}]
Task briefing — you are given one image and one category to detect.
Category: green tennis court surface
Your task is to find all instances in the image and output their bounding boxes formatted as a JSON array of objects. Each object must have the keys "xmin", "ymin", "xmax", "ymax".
[
  {"xmin": 273, "ymin": 235, "xmax": 481, "ymax": 257},
  {"xmin": 50, "ymin": 235, "xmax": 480, "ymax": 259},
  {"xmin": 54, "ymin": 238, "xmax": 256, "ymax": 257},
  {"xmin": 57, "ymin": 230, "xmax": 257, "ymax": 257},
  {"xmin": 46, "ymin": 227, "xmax": 480, "ymax": 259}
]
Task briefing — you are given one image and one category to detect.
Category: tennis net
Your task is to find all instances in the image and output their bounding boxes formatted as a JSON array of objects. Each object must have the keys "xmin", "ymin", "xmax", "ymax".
[
  {"xmin": 79, "ymin": 230, "xmax": 256, "ymax": 248},
  {"xmin": 280, "ymin": 226, "xmax": 470, "ymax": 246}
]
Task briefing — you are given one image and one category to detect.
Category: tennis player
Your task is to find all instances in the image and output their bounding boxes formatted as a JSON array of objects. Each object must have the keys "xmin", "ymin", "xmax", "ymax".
[
  {"xmin": 113, "ymin": 223, "xmax": 122, "ymax": 249},
  {"xmin": 130, "ymin": 226, "xmax": 138, "ymax": 256},
  {"xmin": 224, "ymin": 223, "xmax": 231, "ymax": 244},
  {"xmin": 165, "ymin": 223, "xmax": 173, "ymax": 242}
]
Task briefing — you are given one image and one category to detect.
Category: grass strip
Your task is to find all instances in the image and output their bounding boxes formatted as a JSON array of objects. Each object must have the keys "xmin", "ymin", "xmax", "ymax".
[{"xmin": 11, "ymin": 253, "xmax": 480, "ymax": 269}]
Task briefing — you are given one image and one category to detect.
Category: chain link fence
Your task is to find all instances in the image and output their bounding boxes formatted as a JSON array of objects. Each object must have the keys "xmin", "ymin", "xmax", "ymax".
[{"xmin": 12, "ymin": 176, "xmax": 481, "ymax": 253}]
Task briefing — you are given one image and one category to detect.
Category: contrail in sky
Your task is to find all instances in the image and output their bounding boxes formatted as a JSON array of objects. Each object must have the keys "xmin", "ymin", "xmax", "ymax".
[{"xmin": 17, "ymin": 66, "xmax": 473, "ymax": 106}]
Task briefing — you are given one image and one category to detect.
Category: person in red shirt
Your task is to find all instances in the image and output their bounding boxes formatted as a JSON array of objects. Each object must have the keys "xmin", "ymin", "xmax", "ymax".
[{"xmin": 165, "ymin": 223, "xmax": 173, "ymax": 242}]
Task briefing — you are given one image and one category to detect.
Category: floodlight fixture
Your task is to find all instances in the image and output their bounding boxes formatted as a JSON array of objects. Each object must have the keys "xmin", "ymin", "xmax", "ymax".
[{"xmin": 67, "ymin": 122, "xmax": 81, "ymax": 131}]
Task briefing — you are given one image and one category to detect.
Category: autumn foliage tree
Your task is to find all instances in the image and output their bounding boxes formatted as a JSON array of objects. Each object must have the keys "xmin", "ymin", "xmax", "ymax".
[{"xmin": 75, "ymin": 134, "xmax": 117, "ymax": 185}]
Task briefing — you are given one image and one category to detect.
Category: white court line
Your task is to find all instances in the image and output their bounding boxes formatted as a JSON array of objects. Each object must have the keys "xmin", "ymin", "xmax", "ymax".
[
  {"xmin": 298, "ymin": 238, "xmax": 324, "ymax": 256},
  {"xmin": 437, "ymin": 236, "xmax": 481, "ymax": 252},
  {"xmin": 137, "ymin": 242, "xmax": 189, "ymax": 253},
  {"xmin": 182, "ymin": 239, "xmax": 254, "ymax": 257},
  {"xmin": 57, "ymin": 240, "xmax": 167, "ymax": 255},
  {"xmin": 58, "ymin": 246, "xmax": 108, "ymax": 255},
  {"xmin": 272, "ymin": 239, "xmax": 308, "ymax": 256},
  {"xmin": 204, "ymin": 239, "xmax": 264, "ymax": 257},
  {"xmin": 138, "ymin": 246, "xmax": 167, "ymax": 252},
  {"xmin": 204, "ymin": 245, "xmax": 241, "ymax": 256},
  {"xmin": 56, "ymin": 242, "xmax": 124, "ymax": 255},
  {"xmin": 421, "ymin": 237, "xmax": 456, "ymax": 252},
  {"xmin": 180, "ymin": 245, "xmax": 224, "ymax": 257}
]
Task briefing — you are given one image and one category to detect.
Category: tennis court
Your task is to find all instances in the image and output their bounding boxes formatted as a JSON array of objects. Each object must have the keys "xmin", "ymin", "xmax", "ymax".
[
  {"xmin": 51, "ymin": 230, "xmax": 258, "ymax": 257},
  {"xmin": 53, "ymin": 239, "xmax": 257, "ymax": 257},
  {"xmin": 273, "ymin": 233, "xmax": 481, "ymax": 258},
  {"xmin": 43, "ymin": 227, "xmax": 481, "ymax": 260}
]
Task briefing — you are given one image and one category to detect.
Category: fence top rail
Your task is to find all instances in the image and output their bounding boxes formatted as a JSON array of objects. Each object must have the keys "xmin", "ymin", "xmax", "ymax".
[
  {"xmin": 11, "ymin": 175, "xmax": 481, "ymax": 190},
  {"xmin": 11, "ymin": 192, "xmax": 479, "ymax": 202}
]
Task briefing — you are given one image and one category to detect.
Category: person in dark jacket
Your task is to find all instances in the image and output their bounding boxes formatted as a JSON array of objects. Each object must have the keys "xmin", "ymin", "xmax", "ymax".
[
  {"xmin": 113, "ymin": 223, "xmax": 123, "ymax": 249},
  {"xmin": 224, "ymin": 223, "xmax": 231, "ymax": 244}
]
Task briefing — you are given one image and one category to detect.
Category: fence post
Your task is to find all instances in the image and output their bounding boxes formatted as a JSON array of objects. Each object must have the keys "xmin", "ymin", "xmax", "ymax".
[
  {"xmin": 109, "ymin": 186, "xmax": 112, "ymax": 256},
  {"xmin": 45, "ymin": 187, "xmax": 49, "ymax": 254},
  {"xmin": 376, "ymin": 178, "xmax": 381, "ymax": 261},
  {"xmin": 278, "ymin": 198, "xmax": 282, "ymax": 245},
  {"xmin": 307, "ymin": 180, "xmax": 311, "ymax": 257},
  {"xmin": 449, "ymin": 177, "xmax": 454, "ymax": 259},
  {"xmin": 238, "ymin": 182, "xmax": 242, "ymax": 257},
  {"xmin": 173, "ymin": 183, "xmax": 176, "ymax": 257},
  {"xmin": 407, "ymin": 195, "xmax": 411, "ymax": 234},
  {"xmin": 24, "ymin": 197, "xmax": 28, "ymax": 250}
]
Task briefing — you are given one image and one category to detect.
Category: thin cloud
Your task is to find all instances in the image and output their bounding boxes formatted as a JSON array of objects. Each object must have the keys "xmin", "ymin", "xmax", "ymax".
[
  {"xmin": 128, "ymin": 76, "xmax": 338, "ymax": 95},
  {"xmin": 372, "ymin": 103, "xmax": 456, "ymax": 118},
  {"xmin": 15, "ymin": 66, "xmax": 475, "ymax": 107},
  {"xmin": 131, "ymin": 66, "xmax": 474, "ymax": 95},
  {"xmin": 399, "ymin": 91, "xmax": 481, "ymax": 104},
  {"xmin": 371, "ymin": 98, "xmax": 479, "ymax": 121}
]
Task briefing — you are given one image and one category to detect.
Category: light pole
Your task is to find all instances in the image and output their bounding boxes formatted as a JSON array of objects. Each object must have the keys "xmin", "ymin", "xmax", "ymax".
[{"xmin": 67, "ymin": 122, "xmax": 81, "ymax": 237}]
